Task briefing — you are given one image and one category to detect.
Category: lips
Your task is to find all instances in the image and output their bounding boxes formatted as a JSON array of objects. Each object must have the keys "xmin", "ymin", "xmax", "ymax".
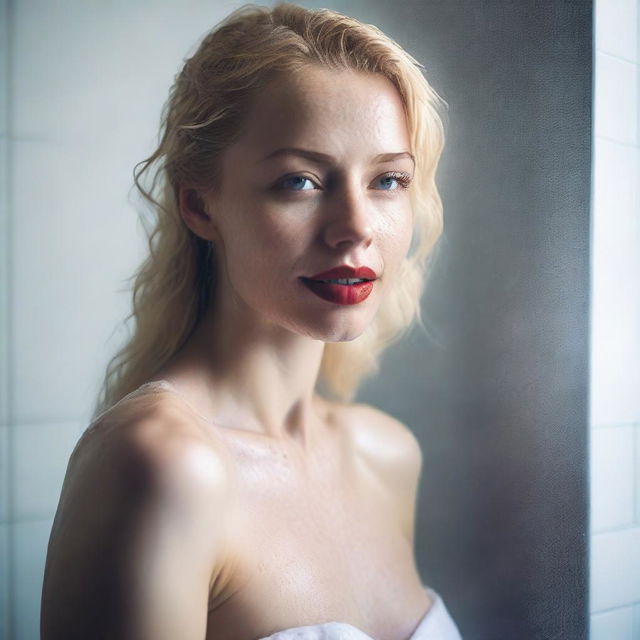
[
  {"xmin": 305, "ymin": 265, "xmax": 378, "ymax": 281},
  {"xmin": 299, "ymin": 264, "xmax": 378, "ymax": 305},
  {"xmin": 301, "ymin": 279, "xmax": 375, "ymax": 305}
]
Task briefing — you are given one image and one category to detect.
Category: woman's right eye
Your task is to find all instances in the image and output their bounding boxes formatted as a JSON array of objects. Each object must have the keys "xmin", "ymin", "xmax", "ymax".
[{"xmin": 277, "ymin": 175, "xmax": 319, "ymax": 191}]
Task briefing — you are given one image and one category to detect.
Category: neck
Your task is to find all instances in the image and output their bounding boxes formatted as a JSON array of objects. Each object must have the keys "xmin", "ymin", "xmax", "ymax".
[{"xmin": 157, "ymin": 281, "xmax": 328, "ymax": 449}]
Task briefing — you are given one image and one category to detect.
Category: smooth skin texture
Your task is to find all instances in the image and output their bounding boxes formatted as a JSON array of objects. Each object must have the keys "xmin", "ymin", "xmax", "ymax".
[{"xmin": 41, "ymin": 66, "xmax": 432, "ymax": 640}]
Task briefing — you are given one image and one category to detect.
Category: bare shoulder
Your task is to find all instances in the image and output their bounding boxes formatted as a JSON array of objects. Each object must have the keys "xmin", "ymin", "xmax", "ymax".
[
  {"xmin": 337, "ymin": 400, "xmax": 423, "ymax": 481},
  {"xmin": 77, "ymin": 389, "xmax": 234, "ymax": 481},
  {"xmin": 70, "ymin": 389, "xmax": 236, "ymax": 549},
  {"xmin": 42, "ymin": 394, "xmax": 234, "ymax": 639},
  {"xmin": 330, "ymin": 399, "xmax": 423, "ymax": 544}
]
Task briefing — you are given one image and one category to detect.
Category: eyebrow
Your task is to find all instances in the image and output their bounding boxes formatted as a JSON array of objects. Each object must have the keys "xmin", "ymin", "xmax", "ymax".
[{"xmin": 260, "ymin": 147, "xmax": 415, "ymax": 167}]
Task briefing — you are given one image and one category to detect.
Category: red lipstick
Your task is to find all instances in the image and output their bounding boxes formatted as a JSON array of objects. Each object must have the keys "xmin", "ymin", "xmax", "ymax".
[
  {"xmin": 307, "ymin": 265, "xmax": 377, "ymax": 280},
  {"xmin": 300, "ymin": 265, "xmax": 378, "ymax": 305}
]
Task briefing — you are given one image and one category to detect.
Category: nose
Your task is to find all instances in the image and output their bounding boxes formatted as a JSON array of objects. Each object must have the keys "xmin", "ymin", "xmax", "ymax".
[{"xmin": 322, "ymin": 181, "xmax": 374, "ymax": 250}]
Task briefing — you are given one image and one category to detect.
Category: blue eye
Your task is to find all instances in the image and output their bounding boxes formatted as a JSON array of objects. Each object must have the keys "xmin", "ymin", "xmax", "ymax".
[
  {"xmin": 279, "ymin": 175, "xmax": 317, "ymax": 191},
  {"xmin": 376, "ymin": 172, "xmax": 412, "ymax": 191}
]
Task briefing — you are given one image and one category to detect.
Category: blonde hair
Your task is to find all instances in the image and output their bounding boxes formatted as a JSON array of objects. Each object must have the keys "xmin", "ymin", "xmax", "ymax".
[{"xmin": 91, "ymin": 1, "xmax": 448, "ymax": 420}]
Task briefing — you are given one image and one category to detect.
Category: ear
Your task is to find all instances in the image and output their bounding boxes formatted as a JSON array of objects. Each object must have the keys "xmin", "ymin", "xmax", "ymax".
[{"xmin": 178, "ymin": 184, "xmax": 220, "ymax": 243}]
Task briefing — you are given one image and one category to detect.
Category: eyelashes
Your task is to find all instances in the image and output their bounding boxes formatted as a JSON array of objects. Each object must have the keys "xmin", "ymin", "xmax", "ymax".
[
  {"xmin": 377, "ymin": 171, "xmax": 413, "ymax": 190},
  {"xmin": 275, "ymin": 171, "xmax": 413, "ymax": 193}
]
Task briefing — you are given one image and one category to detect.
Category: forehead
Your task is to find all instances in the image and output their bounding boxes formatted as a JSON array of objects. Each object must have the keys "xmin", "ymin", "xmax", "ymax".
[{"xmin": 228, "ymin": 66, "xmax": 411, "ymax": 163}]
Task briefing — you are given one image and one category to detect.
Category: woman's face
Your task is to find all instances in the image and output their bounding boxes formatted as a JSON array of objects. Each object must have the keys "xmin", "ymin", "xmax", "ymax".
[{"xmin": 199, "ymin": 65, "xmax": 415, "ymax": 342}]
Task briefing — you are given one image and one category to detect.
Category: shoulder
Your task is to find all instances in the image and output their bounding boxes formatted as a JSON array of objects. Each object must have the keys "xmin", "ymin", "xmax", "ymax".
[
  {"xmin": 73, "ymin": 391, "xmax": 233, "ymax": 502},
  {"xmin": 85, "ymin": 386, "xmax": 231, "ymax": 462},
  {"xmin": 73, "ymin": 390, "xmax": 235, "ymax": 536},
  {"xmin": 42, "ymin": 396, "xmax": 234, "ymax": 637},
  {"xmin": 331, "ymin": 400, "xmax": 423, "ymax": 544},
  {"xmin": 339, "ymin": 401, "xmax": 423, "ymax": 481}
]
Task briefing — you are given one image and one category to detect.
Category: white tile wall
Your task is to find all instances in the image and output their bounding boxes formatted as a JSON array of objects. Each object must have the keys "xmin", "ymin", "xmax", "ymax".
[
  {"xmin": 636, "ymin": 427, "xmax": 640, "ymax": 522},
  {"xmin": 1, "ymin": 0, "xmax": 11, "ymax": 634},
  {"xmin": 595, "ymin": 0, "xmax": 638, "ymax": 62},
  {"xmin": 590, "ymin": 138, "xmax": 640, "ymax": 427},
  {"xmin": 0, "ymin": 524, "xmax": 9, "ymax": 640},
  {"xmin": 0, "ymin": 135, "xmax": 8, "ymax": 430},
  {"xmin": 0, "ymin": 427, "xmax": 9, "ymax": 524},
  {"xmin": 591, "ymin": 527, "xmax": 640, "ymax": 611},
  {"xmin": 0, "ymin": 8, "xmax": 7, "ymax": 137},
  {"xmin": 11, "ymin": 519, "xmax": 53, "ymax": 640},
  {"xmin": 8, "ymin": 0, "xmax": 244, "ymax": 426},
  {"xmin": 594, "ymin": 52, "xmax": 639, "ymax": 145},
  {"xmin": 591, "ymin": 426, "xmax": 635, "ymax": 531},
  {"xmin": 590, "ymin": 1, "xmax": 640, "ymax": 639},
  {"xmin": 592, "ymin": 605, "xmax": 635, "ymax": 640},
  {"xmin": 11, "ymin": 138, "xmax": 143, "ymax": 425},
  {"xmin": 11, "ymin": 422, "xmax": 82, "ymax": 522}
]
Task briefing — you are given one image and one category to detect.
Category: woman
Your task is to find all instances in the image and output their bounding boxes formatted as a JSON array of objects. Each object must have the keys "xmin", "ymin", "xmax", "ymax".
[{"xmin": 41, "ymin": 3, "xmax": 460, "ymax": 639}]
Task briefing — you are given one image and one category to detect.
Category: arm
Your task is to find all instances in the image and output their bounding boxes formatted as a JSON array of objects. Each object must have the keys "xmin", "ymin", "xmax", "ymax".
[{"xmin": 41, "ymin": 417, "xmax": 231, "ymax": 640}]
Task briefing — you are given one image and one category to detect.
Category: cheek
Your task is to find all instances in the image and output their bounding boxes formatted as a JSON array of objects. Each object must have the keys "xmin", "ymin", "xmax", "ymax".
[
  {"xmin": 222, "ymin": 207, "xmax": 307, "ymax": 286},
  {"xmin": 383, "ymin": 206, "xmax": 414, "ymax": 260},
  {"xmin": 402, "ymin": 222, "xmax": 414, "ymax": 256},
  {"xmin": 254, "ymin": 214, "xmax": 308, "ymax": 267}
]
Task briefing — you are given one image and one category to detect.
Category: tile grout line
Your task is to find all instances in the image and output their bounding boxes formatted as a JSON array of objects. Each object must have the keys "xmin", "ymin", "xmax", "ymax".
[
  {"xmin": 594, "ymin": 133, "xmax": 640, "ymax": 150},
  {"xmin": 591, "ymin": 521, "xmax": 640, "ymax": 536},
  {"xmin": 597, "ymin": 48, "xmax": 640, "ymax": 67},
  {"xmin": 0, "ymin": 514, "xmax": 56, "ymax": 527},
  {"xmin": 592, "ymin": 601, "xmax": 637, "ymax": 616},
  {"xmin": 596, "ymin": 36, "xmax": 640, "ymax": 147},
  {"xmin": 3, "ymin": 417, "xmax": 87, "ymax": 429},
  {"xmin": 591, "ymin": 421, "xmax": 640, "ymax": 430}
]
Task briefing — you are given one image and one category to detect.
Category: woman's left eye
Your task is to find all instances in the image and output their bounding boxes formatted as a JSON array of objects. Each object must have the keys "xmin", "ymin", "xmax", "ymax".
[{"xmin": 375, "ymin": 172, "xmax": 413, "ymax": 190}]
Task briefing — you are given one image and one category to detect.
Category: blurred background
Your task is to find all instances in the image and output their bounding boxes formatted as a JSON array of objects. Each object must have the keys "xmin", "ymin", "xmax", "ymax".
[{"xmin": 0, "ymin": 0, "xmax": 635, "ymax": 638}]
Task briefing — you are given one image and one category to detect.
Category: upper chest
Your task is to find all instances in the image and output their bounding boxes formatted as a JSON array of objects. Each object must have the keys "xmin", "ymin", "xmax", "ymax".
[{"xmin": 204, "ymin": 408, "xmax": 428, "ymax": 640}]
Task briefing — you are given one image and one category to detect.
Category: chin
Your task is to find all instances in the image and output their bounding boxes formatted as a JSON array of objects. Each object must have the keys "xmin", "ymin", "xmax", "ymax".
[{"xmin": 292, "ymin": 313, "xmax": 372, "ymax": 343}]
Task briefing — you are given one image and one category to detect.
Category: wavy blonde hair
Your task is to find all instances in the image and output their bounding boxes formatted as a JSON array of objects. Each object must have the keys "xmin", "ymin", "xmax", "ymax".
[{"xmin": 91, "ymin": 1, "xmax": 448, "ymax": 420}]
